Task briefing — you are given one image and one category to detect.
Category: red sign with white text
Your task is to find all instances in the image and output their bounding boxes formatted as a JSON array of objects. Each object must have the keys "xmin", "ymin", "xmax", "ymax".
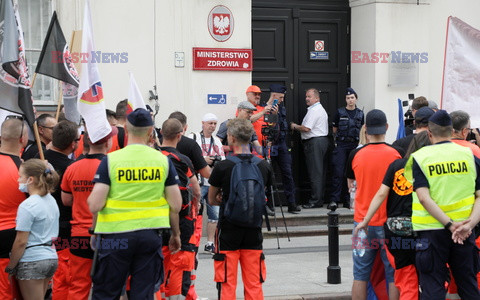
[{"xmin": 193, "ymin": 48, "xmax": 253, "ymax": 71}]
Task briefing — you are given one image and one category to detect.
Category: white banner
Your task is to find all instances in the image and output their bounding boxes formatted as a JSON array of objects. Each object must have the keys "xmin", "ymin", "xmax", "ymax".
[{"xmin": 442, "ymin": 17, "xmax": 480, "ymax": 128}]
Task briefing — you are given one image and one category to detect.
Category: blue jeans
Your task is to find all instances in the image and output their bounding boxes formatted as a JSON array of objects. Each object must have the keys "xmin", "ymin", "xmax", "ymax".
[
  {"xmin": 352, "ymin": 222, "xmax": 394, "ymax": 283},
  {"xmin": 202, "ymin": 185, "xmax": 219, "ymax": 222}
]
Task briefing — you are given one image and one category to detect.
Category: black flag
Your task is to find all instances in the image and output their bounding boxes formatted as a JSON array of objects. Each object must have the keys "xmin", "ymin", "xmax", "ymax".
[
  {"xmin": 0, "ymin": 0, "xmax": 35, "ymax": 128},
  {"xmin": 36, "ymin": 11, "xmax": 79, "ymax": 87}
]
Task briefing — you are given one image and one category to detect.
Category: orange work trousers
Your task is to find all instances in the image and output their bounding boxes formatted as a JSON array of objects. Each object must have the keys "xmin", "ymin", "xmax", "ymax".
[
  {"xmin": 52, "ymin": 248, "xmax": 71, "ymax": 300},
  {"xmin": 159, "ymin": 247, "xmax": 195, "ymax": 299},
  {"xmin": 214, "ymin": 249, "xmax": 266, "ymax": 300},
  {"xmin": 67, "ymin": 254, "xmax": 92, "ymax": 300},
  {"xmin": 385, "ymin": 246, "xmax": 418, "ymax": 300}
]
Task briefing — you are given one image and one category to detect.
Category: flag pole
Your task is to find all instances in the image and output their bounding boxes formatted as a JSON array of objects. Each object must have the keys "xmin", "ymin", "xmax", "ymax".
[
  {"xmin": 55, "ymin": 82, "xmax": 63, "ymax": 121},
  {"xmin": 30, "ymin": 72, "xmax": 37, "ymax": 90},
  {"xmin": 33, "ymin": 121, "xmax": 45, "ymax": 161}
]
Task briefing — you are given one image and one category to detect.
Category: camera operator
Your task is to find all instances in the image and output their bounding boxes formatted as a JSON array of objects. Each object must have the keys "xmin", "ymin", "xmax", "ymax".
[
  {"xmin": 264, "ymin": 84, "xmax": 301, "ymax": 213},
  {"xmin": 189, "ymin": 113, "xmax": 225, "ymax": 253}
]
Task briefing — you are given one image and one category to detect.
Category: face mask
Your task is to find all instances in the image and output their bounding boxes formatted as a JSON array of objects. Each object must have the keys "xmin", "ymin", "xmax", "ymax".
[
  {"xmin": 18, "ymin": 182, "xmax": 28, "ymax": 193},
  {"xmin": 18, "ymin": 178, "xmax": 31, "ymax": 193}
]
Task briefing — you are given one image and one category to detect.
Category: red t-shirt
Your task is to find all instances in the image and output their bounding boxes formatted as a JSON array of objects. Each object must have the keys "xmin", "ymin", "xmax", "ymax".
[
  {"xmin": 346, "ymin": 143, "xmax": 402, "ymax": 226},
  {"xmin": 452, "ymin": 139, "xmax": 480, "ymax": 158},
  {"xmin": 0, "ymin": 153, "xmax": 25, "ymax": 230},
  {"xmin": 61, "ymin": 154, "xmax": 105, "ymax": 236}
]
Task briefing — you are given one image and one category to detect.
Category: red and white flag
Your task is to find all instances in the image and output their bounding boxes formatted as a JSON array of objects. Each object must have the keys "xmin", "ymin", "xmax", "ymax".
[
  {"xmin": 127, "ymin": 71, "xmax": 146, "ymax": 113},
  {"xmin": 77, "ymin": 0, "xmax": 110, "ymax": 143},
  {"xmin": 442, "ymin": 17, "xmax": 480, "ymax": 127}
]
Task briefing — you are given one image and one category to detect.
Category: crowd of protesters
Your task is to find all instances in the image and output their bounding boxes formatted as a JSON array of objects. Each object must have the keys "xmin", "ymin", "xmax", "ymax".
[{"xmin": 1, "ymin": 84, "xmax": 480, "ymax": 300}]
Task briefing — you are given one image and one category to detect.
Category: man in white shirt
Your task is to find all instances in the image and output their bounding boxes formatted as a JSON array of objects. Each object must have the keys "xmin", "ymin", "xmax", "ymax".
[
  {"xmin": 290, "ymin": 88, "xmax": 329, "ymax": 208},
  {"xmin": 190, "ymin": 113, "xmax": 225, "ymax": 253}
]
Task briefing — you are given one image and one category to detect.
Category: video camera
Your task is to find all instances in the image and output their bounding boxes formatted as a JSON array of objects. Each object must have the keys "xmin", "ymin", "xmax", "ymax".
[{"xmin": 209, "ymin": 155, "xmax": 222, "ymax": 167}]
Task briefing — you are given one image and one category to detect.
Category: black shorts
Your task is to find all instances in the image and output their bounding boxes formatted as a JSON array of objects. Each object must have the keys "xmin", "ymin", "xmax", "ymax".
[
  {"xmin": 217, "ymin": 221, "xmax": 263, "ymax": 251},
  {"xmin": 384, "ymin": 225, "xmax": 415, "ymax": 269},
  {"xmin": 0, "ymin": 228, "xmax": 16, "ymax": 258}
]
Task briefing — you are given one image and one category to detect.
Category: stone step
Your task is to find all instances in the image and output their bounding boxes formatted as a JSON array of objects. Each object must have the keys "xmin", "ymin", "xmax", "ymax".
[
  {"xmin": 264, "ymin": 207, "xmax": 354, "ymax": 227},
  {"xmin": 263, "ymin": 224, "xmax": 353, "ymax": 239}
]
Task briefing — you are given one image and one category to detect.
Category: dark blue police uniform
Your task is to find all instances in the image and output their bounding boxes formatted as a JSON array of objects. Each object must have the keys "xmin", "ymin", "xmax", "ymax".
[
  {"xmin": 329, "ymin": 88, "xmax": 364, "ymax": 207},
  {"xmin": 269, "ymin": 84, "xmax": 301, "ymax": 213}
]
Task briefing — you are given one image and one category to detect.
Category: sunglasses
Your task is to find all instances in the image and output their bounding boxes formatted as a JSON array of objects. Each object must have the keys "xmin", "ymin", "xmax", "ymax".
[{"xmin": 5, "ymin": 115, "xmax": 25, "ymax": 139}]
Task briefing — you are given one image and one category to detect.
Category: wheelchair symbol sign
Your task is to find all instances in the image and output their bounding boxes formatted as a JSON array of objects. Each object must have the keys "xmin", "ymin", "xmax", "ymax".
[{"xmin": 207, "ymin": 94, "xmax": 227, "ymax": 104}]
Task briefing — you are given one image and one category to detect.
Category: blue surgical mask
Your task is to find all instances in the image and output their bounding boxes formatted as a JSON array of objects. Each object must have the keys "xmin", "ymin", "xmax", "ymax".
[{"xmin": 18, "ymin": 180, "xmax": 30, "ymax": 193}]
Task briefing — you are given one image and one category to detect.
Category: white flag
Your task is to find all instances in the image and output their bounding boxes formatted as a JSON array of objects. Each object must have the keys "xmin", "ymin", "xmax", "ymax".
[
  {"xmin": 128, "ymin": 71, "xmax": 146, "ymax": 111},
  {"xmin": 77, "ymin": 0, "xmax": 110, "ymax": 143},
  {"xmin": 442, "ymin": 17, "xmax": 480, "ymax": 127}
]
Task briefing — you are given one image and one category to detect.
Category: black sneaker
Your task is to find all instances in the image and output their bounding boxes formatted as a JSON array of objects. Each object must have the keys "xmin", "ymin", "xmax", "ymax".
[
  {"xmin": 266, "ymin": 206, "xmax": 275, "ymax": 216},
  {"xmin": 288, "ymin": 203, "xmax": 301, "ymax": 214},
  {"xmin": 204, "ymin": 243, "xmax": 215, "ymax": 254}
]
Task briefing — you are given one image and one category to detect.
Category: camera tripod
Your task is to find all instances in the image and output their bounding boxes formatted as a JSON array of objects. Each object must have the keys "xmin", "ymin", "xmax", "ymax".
[{"xmin": 262, "ymin": 137, "xmax": 291, "ymax": 249}]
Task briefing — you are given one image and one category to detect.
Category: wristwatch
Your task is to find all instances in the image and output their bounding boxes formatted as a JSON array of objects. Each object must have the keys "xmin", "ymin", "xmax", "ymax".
[
  {"xmin": 88, "ymin": 227, "xmax": 95, "ymax": 235},
  {"xmin": 4, "ymin": 266, "xmax": 16, "ymax": 275},
  {"xmin": 444, "ymin": 219, "xmax": 454, "ymax": 230}
]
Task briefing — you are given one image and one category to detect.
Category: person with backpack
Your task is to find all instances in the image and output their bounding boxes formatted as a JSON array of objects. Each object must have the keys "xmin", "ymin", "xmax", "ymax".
[{"xmin": 208, "ymin": 118, "xmax": 273, "ymax": 300}]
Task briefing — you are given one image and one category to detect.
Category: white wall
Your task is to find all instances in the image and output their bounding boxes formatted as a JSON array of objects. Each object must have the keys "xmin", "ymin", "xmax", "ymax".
[
  {"xmin": 351, "ymin": 0, "xmax": 480, "ymax": 142},
  {"xmin": 56, "ymin": 0, "xmax": 251, "ymax": 133}
]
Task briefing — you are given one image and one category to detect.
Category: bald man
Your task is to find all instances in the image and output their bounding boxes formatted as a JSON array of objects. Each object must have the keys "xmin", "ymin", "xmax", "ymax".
[{"xmin": 0, "ymin": 116, "xmax": 28, "ymax": 298}]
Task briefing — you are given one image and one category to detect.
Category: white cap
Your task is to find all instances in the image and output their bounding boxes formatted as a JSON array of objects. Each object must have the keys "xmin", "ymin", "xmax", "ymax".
[{"xmin": 202, "ymin": 113, "xmax": 218, "ymax": 122}]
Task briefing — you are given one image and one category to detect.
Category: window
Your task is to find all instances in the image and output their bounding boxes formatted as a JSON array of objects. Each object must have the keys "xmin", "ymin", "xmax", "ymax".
[{"xmin": 18, "ymin": 0, "xmax": 56, "ymax": 104}]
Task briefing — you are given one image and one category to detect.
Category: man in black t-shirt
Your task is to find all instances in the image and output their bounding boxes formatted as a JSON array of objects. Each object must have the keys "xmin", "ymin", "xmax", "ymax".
[
  {"xmin": 208, "ymin": 118, "xmax": 273, "ymax": 300},
  {"xmin": 169, "ymin": 111, "xmax": 211, "ymax": 179},
  {"xmin": 41, "ymin": 120, "xmax": 79, "ymax": 299}
]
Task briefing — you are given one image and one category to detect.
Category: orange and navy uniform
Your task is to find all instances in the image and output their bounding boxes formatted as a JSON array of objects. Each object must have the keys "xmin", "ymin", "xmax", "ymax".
[
  {"xmin": 0, "ymin": 153, "xmax": 25, "ymax": 299},
  {"xmin": 158, "ymin": 147, "xmax": 197, "ymax": 300},
  {"xmin": 60, "ymin": 153, "xmax": 105, "ymax": 300},
  {"xmin": 209, "ymin": 154, "xmax": 273, "ymax": 300}
]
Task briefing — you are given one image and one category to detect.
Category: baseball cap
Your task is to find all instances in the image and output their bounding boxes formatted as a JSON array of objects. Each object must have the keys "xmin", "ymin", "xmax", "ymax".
[
  {"xmin": 127, "ymin": 108, "xmax": 154, "ymax": 127},
  {"xmin": 202, "ymin": 113, "xmax": 218, "ymax": 122},
  {"xmin": 428, "ymin": 100, "xmax": 439, "ymax": 110},
  {"xmin": 429, "ymin": 109, "xmax": 452, "ymax": 126},
  {"xmin": 365, "ymin": 109, "xmax": 387, "ymax": 135},
  {"xmin": 270, "ymin": 84, "xmax": 286, "ymax": 94},
  {"xmin": 415, "ymin": 107, "xmax": 435, "ymax": 124},
  {"xmin": 237, "ymin": 101, "xmax": 257, "ymax": 111},
  {"xmin": 246, "ymin": 85, "xmax": 262, "ymax": 93},
  {"xmin": 89, "ymin": 126, "xmax": 118, "ymax": 145}
]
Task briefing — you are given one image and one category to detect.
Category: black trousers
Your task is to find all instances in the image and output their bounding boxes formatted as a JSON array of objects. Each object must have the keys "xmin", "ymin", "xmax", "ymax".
[{"xmin": 416, "ymin": 229, "xmax": 480, "ymax": 300}]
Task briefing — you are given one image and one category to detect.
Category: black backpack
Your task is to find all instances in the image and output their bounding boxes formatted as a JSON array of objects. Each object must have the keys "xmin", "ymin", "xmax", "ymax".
[{"xmin": 224, "ymin": 155, "xmax": 266, "ymax": 228}]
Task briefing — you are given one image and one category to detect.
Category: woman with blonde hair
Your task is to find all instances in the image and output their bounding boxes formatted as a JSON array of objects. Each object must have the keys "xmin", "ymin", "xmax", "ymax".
[{"xmin": 5, "ymin": 159, "xmax": 60, "ymax": 300}]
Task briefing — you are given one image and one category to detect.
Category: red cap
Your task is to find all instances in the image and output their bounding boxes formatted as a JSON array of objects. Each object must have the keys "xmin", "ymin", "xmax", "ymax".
[{"xmin": 246, "ymin": 85, "xmax": 261, "ymax": 93}]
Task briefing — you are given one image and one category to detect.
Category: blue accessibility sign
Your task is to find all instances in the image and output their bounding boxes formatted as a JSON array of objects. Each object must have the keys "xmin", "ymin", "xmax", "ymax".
[
  {"xmin": 310, "ymin": 51, "xmax": 329, "ymax": 60},
  {"xmin": 207, "ymin": 94, "xmax": 227, "ymax": 104}
]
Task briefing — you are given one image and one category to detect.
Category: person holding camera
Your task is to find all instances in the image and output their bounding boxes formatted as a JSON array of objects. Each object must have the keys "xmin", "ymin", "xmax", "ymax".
[
  {"xmin": 245, "ymin": 85, "xmax": 273, "ymax": 142},
  {"xmin": 190, "ymin": 113, "xmax": 225, "ymax": 253},
  {"xmin": 266, "ymin": 84, "xmax": 301, "ymax": 213}
]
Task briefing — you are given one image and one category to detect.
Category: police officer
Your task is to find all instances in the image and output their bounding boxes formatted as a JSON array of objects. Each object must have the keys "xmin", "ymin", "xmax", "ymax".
[
  {"xmin": 330, "ymin": 87, "xmax": 364, "ymax": 208},
  {"xmin": 268, "ymin": 84, "xmax": 301, "ymax": 213},
  {"xmin": 87, "ymin": 108, "xmax": 183, "ymax": 299},
  {"xmin": 405, "ymin": 110, "xmax": 480, "ymax": 299}
]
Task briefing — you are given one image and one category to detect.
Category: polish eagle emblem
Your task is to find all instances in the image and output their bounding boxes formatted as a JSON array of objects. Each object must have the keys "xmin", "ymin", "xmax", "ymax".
[{"xmin": 213, "ymin": 14, "xmax": 230, "ymax": 35}]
